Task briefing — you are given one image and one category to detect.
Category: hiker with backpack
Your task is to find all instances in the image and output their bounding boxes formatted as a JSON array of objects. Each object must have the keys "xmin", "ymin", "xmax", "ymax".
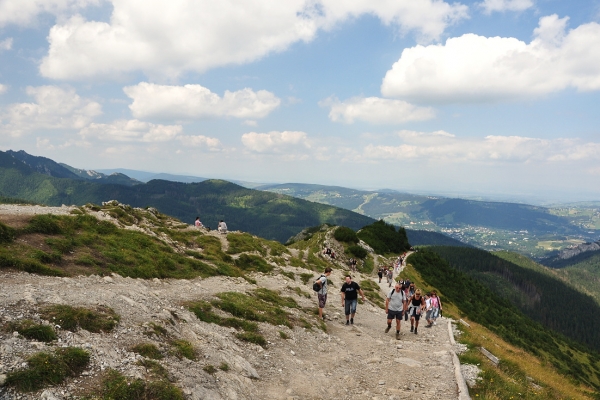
[
  {"xmin": 385, "ymin": 281, "xmax": 407, "ymax": 340},
  {"xmin": 314, "ymin": 267, "xmax": 333, "ymax": 321},
  {"xmin": 340, "ymin": 275, "xmax": 365, "ymax": 325},
  {"xmin": 428, "ymin": 291, "xmax": 442, "ymax": 326}
]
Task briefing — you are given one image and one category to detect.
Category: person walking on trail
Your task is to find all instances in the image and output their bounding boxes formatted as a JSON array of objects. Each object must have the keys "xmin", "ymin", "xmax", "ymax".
[
  {"xmin": 377, "ymin": 267, "xmax": 384, "ymax": 283},
  {"xmin": 316, "ymin": 267, "xmax": 333, "ymax": 321},
  {"xmin": 218, "ymin": 220, "xmax": 228, "ymax": 234},
  {"xmin": 429, "ymin": 291, "xmax": 442, "ymax": 326},
  {"xmin": 407, "ymin": 289, "xmax": 426, "ymax": 334},
  {"xmin": 386, "ymin": 268, "xmax": 393, "ymax": 287},
  {"xmin": 340, "ymin": 275, "xmax": 366, "ymax": 325},
  {"xmin": 385, "ymin": 281, "xmax": 407, "ymax": 340},
  {"xmin": 425, "ymin": 292, "xmax": 434, "ymax": 327}
]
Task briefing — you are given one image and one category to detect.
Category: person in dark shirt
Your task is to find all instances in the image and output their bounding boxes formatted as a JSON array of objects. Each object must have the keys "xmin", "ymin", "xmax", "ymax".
[{"xmin": 340, "ymin": 275, "xmax": 365, "ymax": 325}]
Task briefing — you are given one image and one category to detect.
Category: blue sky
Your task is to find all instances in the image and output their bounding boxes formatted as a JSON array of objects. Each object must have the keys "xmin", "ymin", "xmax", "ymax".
[{"xmin": 1, "ymin": 0, "xmax": 600, "ymax": 204}]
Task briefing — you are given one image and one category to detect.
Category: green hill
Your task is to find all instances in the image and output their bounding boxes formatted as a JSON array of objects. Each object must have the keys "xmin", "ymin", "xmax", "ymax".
[
  {"xmin": 0, "ymin": 151, "xmax": 374, "ymax": 242},
  {"xmin": 422, "ymin": 246, "xmax": 600, "ymax": 353}
]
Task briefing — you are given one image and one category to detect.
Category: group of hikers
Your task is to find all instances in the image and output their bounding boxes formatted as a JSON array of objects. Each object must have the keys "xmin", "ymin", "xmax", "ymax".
[
  {"xmin": 314, "ymin": 254, "xmax": 442, "ymax": 338},
  {"xmin": 194, "ymin": 217, "xmax": 228, "ymax": 233}
]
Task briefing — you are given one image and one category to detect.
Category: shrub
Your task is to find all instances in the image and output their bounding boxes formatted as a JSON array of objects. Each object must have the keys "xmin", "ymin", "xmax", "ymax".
[
  {"xmin": 132, "ymin": 343, "xmax": 163, "ymax": 360},
  {"xmin": 234, "ymin": 253, "xmax": 273, "ymax": 273},
  {"xmin": 334, "ymin": 226, "xmax": 359, "ymax": 243},
  {"xmin": 99, "ymin": 369, "xmax": 184, "ymax": 400},
  {"xmin": 347, "ymin": 245, "xmax": 367, "ymax": 259},
  {"xmin": 5, "ymin": 347, "xmax": 89, "ymax": 392},
  {"xmin": 41, "ymin": 305, "xmax": 120, "ymax": 333},
  {"xmin": 170, "ymin": 340, "xmax": 196, "ymax": 360},
  {"xmin": 235, "ymin": 332, "xmax": 267, "ymax": 347},
  {"xmin": 203, "ymin": 365, "xmax": 217, "ymax": 374},
  {"xmin": 219, "ymin": 362, "xmax": 229, "ymax": 371},
  {"xmin": 0, "ymin": 221, "xmax": 16, "ymax": 244},
  {"xmin": 7, "ymin": 320, "xmax": 57, "ymax": 342}
]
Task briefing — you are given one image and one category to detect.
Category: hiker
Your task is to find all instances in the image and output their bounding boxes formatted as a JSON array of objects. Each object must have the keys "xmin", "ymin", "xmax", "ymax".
[
  {"xmin": 386, "ymin": 268, "xmax": 393, "ymax": 287},
  {"xmin": 194, "ymin": 217, "xmax": 203, "ymax": 228},
  {"xmin": 385, "ymin": 281, "xmax": 407, "ymax": 340},
  {"xmin": 340, "ymin": 275, "xmax": 365, "ymax": 325},
  {"xmin": 316, "ymin": 267, "xmax": 333, "ymax": 321},
  {"xmin": 429, "ymin": 291, "xmax": 442, "ymax": 326},
  {"xmin": 218, "ymin": 220, "xmax": 227, "ymax": 234},
  {"xmin": 407, "ymin": 289, "xmax": 426, "ymax": 334},
  {"xmin": 377, "ymin": 267, "xmax": 383, "ymax": 283},
  {"xmin": 425, "ymin": 292, "xmax": 434, "ymax": 327}
]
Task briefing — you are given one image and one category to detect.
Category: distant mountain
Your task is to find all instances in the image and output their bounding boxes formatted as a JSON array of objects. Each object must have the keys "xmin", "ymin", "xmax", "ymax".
[
  {"xmin": 259, "ymin": 182, "xmax": 596, "ymax": 257},
  {"xmin": 542, "ymin": 240, "xmax": 600, "ymax": 267},
  {"xmin": 7, "ymin": 150, "xmax": 82, "ymax": 180},
  {"xmin": 97, "ymin": 168, "xmax": 208, "ymax": 184},
  {"xmin": 0, "ymin": 151, "xmax": 374, "ymax": 242},
  {"xmin": 405, "ymin": 229, "xmax": 473, "ymax": 247}
]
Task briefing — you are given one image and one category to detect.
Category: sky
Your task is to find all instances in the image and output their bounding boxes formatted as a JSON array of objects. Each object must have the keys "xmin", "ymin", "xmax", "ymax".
[{"xmin": 1, "ymin": 0, "xmax": 600, "ymax": 204}]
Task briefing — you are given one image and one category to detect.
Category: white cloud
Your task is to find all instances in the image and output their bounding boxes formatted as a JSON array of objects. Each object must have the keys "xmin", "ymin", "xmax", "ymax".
[
  {"xmin": 0, "ymin": 85, "xmax": 102, "ymax": 137},
  {"xmin": 381, "ymin": 15, "xmax": 600, "ymax": 103},
  {"xmin": 177, "ymin": 135, "xmax": 223, "ymax": 151},
  {"xmin": 320, "ymin": 96, "xmax": 435, "ymax": 124},
  {"xmin": 40, "ymin": 0, "xmax": 468, "ymax": 80},
  {"xmin": 0, "ymin": 37, "xmax": 12, "ymax": 51},
  {"xmin": 0, "ymin": 84, "xmax": 6, "ymax": 94},
  {"xmin": 361, "ymin": 131, "xmax": 600, "ymax": 163},
  {"xmin": 0, "ymin": 0, "xmax": 100, "ymax": 27},
  {"xmin": 241, "ymin": 130, "xmax": 310, "ymax": 154},
  {"xmin": 123, "ymin": 83, "xmax": 280, "ymax": 120},
  {"xmin": 478, "ymin": 0, "xmax": 534, "ymax": 14},
  {"xmin": 79, "ymin": 119, "xmax": 182, "ymax": 142}
]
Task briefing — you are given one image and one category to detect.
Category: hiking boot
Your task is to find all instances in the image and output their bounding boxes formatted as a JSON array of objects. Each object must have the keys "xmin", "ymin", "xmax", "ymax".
[
  {"xmin": 410, "ymin": 326, "xmax": 414, "ymax": 332},
  {"xmin": 396, "ymin": 332, "xmax": 401, "ymax": 340},
  {"xmin": 346, "ymin": 320, "xmax": 350, "ymax": 326},
  {"xmin": 414, "ymin": 328, "xmax": 418, "ymax": 334},
  {"xmin": 385, "ymin": 326, "xmax": 391, "ymax": 333},
  {"xmin": 350, "ymin": 318, "xmax": 354, "ymax": 324}
]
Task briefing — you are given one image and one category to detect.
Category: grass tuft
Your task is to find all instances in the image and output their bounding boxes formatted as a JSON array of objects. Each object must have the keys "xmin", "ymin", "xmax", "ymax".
[
  {"xmin": 5, "ymin": 347, "xmax": 89, "ymax": 392},
  {"xmin": 132, "ymin": 343, "xmax": 163, "ymax": 360},
  {"xmin": 41, "ymin": 304, "xmax": 120, "ymax": 333},
  {"xmin": 5, "ymin": 320, "xmax": 57, "ymax": 342},
  {"xmin": 170, "ymin": 339, "xmax": 196, "ymax": 360},
  {"xmin": 235, "ymin": 332, "xmax": 267, "ymax": 347},
  {"xmin": 99, "ymin": 369, "xmax": 184, "ymax": 400}
]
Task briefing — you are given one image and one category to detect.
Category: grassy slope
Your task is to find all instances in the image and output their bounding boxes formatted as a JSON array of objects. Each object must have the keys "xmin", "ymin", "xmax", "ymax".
[
  {"xmin": 0, "ymin": 162, "xmax": 374, "ymax": 242},
  {"xmin": 409, "ymin": 249, "xmax": 600, "ymax": 394}
]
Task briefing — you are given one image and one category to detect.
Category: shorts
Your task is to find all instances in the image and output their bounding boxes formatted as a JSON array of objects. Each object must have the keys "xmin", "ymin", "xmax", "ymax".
[
  {"xmin": 425, "ymin": 309, "xmax": 433, "ymax": 320},
  {"xmin": 409, "ymin": 307, "xmax": 421, "ymax": 321},
  {"xmin": 387, "ymin": 310, "xmax": 403, "ymax": 320},
  {"xmin": 344, "ymin": 299, "xmax": 357, "ymax": 315},
  {"xmin": 318, "ymin": 293, "xmax": 328, "ymax": 309}
]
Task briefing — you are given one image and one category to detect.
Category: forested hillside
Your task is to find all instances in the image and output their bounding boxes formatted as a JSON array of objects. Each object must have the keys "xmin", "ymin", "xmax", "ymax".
[
  {"xmin": 423, "ymin": 246, "xmax": 600, "ymax": 352},
  {"xmin": 410, "ymin": 249, "xmax": 600, "ymax": 390},
  {"xmin": 0, "ymin": 152, "xmax": 374, "ymax": 242}
]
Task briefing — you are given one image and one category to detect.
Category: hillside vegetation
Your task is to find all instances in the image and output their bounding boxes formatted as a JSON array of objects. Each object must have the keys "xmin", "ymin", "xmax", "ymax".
[
  {"xmin": 0, "ymin": 151, "xmax": 374, "ymax": 242},
  {"xmin": 424, "ymin": 246, "xmax": 600, "ymax": 353},
  {"xmin": 410, "ymin": 249, "xmax": 600, "ymax": 392}
]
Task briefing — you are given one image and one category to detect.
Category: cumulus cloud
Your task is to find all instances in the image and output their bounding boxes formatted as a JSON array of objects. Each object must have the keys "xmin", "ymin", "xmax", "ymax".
[
  {"xmin": 79, "ymin": 119, "xmax": 182, "ymax": 142},
  {"xmin": 320, "ymin": 96, "xmax": 435, "ymax": 124},
  {"xmin": 381, "ymin": 15, "xmax": 600, "ymax": 103},
  {"xmin": 362, "ymin": 131, "xmax": 600, "ymax": 163},
  {"xmin": 40, "ymin": 0, "xmax": 468, "ymax": 80},
  {"xmin": 241, "ymin": 130, "xmax": 310, "ymax": 154},
  {"xmin": 178, "ymin": 135, "xmax": 223, "ymax": 151},
  {"xmin": 0, "ymin": 37, "xmax": 12, "ymax": 51},
  {"xmin": 0, "ymin": 84, "xmax": 6, "ymax": 94},
  {"xmin": 123, "ymin": 83, "xmax": 280, "ymax": 120},
  {"xmin": 0, "ymin": 0, "xmax": 100, "ymax": 27},
  {"xmin": 0, "ymin": 85, "xmax": 102, "ymax": 136},
  {"xmin": 478, "ymin": 0, "xmax": 534, "ymax": 14}
]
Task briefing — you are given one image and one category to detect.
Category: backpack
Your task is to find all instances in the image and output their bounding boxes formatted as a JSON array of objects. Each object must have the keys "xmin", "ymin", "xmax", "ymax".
[{"xmin": 312, "ymin": 275, "xmax": 325, "ymax": 292}]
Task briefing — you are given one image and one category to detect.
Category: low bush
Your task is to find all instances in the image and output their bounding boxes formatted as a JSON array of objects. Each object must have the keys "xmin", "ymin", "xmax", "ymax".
[
  {"xmin": 235, "ymin": 332, "xmax": 267, "ymax": 347},
  {"xmin": 170, "ymin": 340, "xmax": 196, "ymax": 360},
  {"xmin": 5, "ymin": 347, "xmax": 89, "ymax": 392},
  {"xmin": 203, "ymin": 365, "xmax": 217, "ymax": 374},
  {"xmin": 334, "ymin": 226, "xmax": 359, "ymax": 243},
  {"xmin": 0, "ymin": 222, "xmax": 16, "ymax": 244},
  {"xmin": 234, "ymin": 253, "xmax": 273, "ymax": 273},
  {"xmin": 99, "ymin": 369, "xmax": 184, "ymax": 400},
  {"xmin": 6, "ymin": 320, "xmax": 57, "ymax": 342},
  {"xmin": 347, "ymin": 245, "xmax": 367, "ymax": 259},
  {"xmin": 41, "ymin": 304, "xmax": 120, "ymax": 333},
  {"xmin": 131, "ymin": 343, "xmax": 163, "ymax": 360}
]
